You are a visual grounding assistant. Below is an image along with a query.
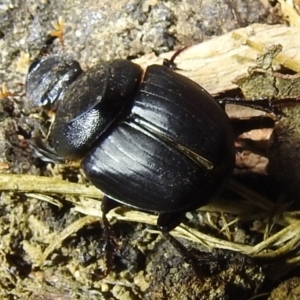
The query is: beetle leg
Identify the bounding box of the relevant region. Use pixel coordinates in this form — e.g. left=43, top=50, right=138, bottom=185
left=101, top=196, right=120, bottom=251
left=157, top=212, right=194, bottom=261
left=163, top=46, right=190, bottom=70
left=30, top=134, right=65, bottom=164
left=217, top=97, right=286, bottom=118
left=36, top=35, right=59, bottom=59
left=157, top=212, right=205, bottom=278
left=101, top=196, right=120, bottom=250
left=100, top=196, right=121, bottom=276
left=157, top=211, right=185, bottom=232
left=33, top=17, right=64, bottom=61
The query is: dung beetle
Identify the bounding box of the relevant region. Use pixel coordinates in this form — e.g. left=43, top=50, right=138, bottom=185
left=25, top=48, right=274, bottom=273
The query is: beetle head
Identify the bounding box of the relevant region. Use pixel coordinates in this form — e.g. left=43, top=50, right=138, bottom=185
left=25, top=54, right=83, bottom=108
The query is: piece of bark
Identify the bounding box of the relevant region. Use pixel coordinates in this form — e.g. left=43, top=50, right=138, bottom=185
left=134, top=24, right=300, bottom=96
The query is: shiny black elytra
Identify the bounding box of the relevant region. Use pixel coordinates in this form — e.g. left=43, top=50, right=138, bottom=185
left=25, top=52, right=236, bottom=273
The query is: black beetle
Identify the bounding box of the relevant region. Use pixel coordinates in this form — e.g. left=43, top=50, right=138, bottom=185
left=25, top=50, right=238, bottom=271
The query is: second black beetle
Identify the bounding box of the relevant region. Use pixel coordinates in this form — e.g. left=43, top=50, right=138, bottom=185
left=25, top=53, right=236, bottom=268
